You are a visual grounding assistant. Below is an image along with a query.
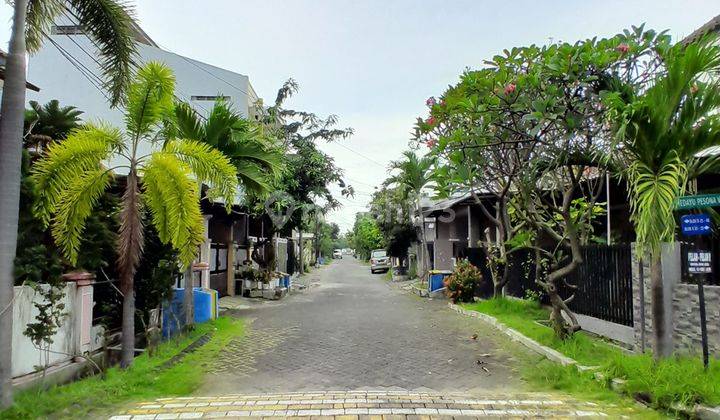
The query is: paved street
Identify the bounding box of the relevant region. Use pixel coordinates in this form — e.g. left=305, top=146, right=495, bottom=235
left=117, top=259, right=650, bottom=418
left=202, top=258, right=519, bottom=395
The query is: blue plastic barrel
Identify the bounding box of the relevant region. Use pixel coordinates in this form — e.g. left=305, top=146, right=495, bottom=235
left=429, top=272, right=451, bottom=292
left=162, top=287, right=218, bottom=338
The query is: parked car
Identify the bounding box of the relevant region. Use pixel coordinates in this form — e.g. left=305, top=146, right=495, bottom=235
left=370, top=249, right=390, bottom=273
left=333, top=249, right=343, bottom=259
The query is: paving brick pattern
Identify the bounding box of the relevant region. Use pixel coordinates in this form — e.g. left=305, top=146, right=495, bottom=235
left=113, top=259, right=646, bottom=419
left=115, top=390, right=622, bottom=419
left=200, top=259, right=519, bottom=395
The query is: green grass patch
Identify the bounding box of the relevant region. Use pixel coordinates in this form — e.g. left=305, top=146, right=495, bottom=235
left=463, top=298, right=720, bottom=410
left=605, top=352, right=720, bottom=408
left=2, top=317, right=244, bottom=419
left=520, top=358, right=664, bottom=419
left=463, top=298, right=622, bottom=366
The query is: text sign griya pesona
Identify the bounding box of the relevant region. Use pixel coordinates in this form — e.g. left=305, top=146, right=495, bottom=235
left=676, top=194, right=720, bottom=210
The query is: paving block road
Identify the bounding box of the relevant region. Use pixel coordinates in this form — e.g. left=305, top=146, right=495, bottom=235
left=117, top=258, right=653, bottom=419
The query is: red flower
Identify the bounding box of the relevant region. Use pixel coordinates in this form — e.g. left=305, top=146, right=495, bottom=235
left=426, top=116, right=436, bottom=126
left=616, top=43, right=630, bottom=54
left=426, top=96, right=437, bottom=107
left=440, top=99, right=446, bottom=107
left=426, top=138, right=437, bottom=148
left=504, top=83, right=516, bottom=95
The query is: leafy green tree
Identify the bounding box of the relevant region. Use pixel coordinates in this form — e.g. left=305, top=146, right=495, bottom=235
left=605, top=37, right=720, bottom=358
left=31, top=63, right=238, bottom=368
left=0, top=0, right=138, bottom=405
left=253, top=79, right=353, bottom=274
left=351, top=213, right=384, bottom=260
left=369, top=185, right=417, bottom=271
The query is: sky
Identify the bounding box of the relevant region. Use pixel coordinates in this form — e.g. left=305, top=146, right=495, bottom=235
left=0, top=1, right=718, bottom=233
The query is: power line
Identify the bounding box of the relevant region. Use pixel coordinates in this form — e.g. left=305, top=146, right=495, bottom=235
left=333, top=141, right=387, bottom=168
left=58, top=9, right=212, bottom=117
left=43, top=34, right=111, bottom=102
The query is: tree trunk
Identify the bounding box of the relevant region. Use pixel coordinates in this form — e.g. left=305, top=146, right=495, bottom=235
left=184, top=266, right=194, bottom=330
left=298, top=229, right=304, bottom=275
left=493, top=282, right=504, bottom=298
left=0, top=0, right=29, bottom=407
left=118, top=170, right=143, bottom=368
left=650, top=250, right=670, bottom=359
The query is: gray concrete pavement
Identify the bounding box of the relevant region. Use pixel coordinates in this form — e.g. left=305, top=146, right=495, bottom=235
left=199, top=258, right=521, bottom=395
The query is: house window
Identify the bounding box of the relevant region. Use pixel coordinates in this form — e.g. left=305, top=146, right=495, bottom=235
left=191, top=95, right=231, bottom=101
left=52, top=25, right=85, bottom=35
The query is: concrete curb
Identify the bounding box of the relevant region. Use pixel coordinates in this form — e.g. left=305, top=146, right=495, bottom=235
left=447, top=303, right=579, bottom=367
left=449, top=302, right=720, bottom=419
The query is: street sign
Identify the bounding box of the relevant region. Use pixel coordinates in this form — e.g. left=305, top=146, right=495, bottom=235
left=687, top=250, right=713, bottom=274
left=680, top=214, right=712, bottom=236
left=676, top=193, right=720, bottom=210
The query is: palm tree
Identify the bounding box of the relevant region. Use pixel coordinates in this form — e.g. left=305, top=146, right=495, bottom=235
left=0, top=0, right=137, bottom=406
left=168, top=100, right=282, bottom=314
left=31, top=62, right=238, bottom=369
left=607, top=38, right=720, bottom=358
left=169, top=100, right=283, bottom=195
left=24, top=100, right=84, bottom=151
left=387, top=151, right=435, bottom=281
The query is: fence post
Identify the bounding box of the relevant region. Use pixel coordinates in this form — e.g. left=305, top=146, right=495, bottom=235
left=62, top=271, right=95, bottom=356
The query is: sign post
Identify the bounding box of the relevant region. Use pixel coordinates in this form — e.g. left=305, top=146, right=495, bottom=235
left=681, top=212, right=712, bottom=370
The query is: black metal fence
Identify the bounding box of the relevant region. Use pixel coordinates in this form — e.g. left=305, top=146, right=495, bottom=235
left=564, top=244, right=634, bottom=327
left=464, top=244, right=634, bottom=327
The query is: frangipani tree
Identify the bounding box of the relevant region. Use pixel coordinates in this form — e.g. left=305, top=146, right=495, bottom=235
left=31, top=62, right=238, bottom=368
left=418, top=26, right=669, bottom=337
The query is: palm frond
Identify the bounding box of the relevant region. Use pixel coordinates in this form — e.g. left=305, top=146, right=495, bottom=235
left=171, top=101, right=205, bottom=142
left=162, top=139, right=238, bottom=208
left=235, top=161, right=271, bottom=195
left=30, top=123, right=123, bottom=225
left=66, top=0, right=138, bottom=106
left=628, top=154, right=687, bottom=254
left=141, top=153, right=205, bottom=267
left=25, top=0, right=64, bottom=52
left=50, top=168, right=114, bottom=264
left=125, top=61, right=175, bottom=139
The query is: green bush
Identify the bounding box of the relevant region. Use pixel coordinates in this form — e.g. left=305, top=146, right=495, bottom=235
left=444, top=260, right=483, bottom=303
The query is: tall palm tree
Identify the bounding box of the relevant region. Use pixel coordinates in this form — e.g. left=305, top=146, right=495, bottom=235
left=170, top=100, right=283, bottom=196
left=31, top=62, right=238, bottom=369
left=387, top=151, right=435, bottom=280
left=0, top=0, right=136, bottom=406
left=607, top=38, right=720, bottom=358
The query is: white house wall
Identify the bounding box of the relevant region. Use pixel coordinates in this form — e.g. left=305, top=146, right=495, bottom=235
left=26, top=26, right=256, bottom=175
